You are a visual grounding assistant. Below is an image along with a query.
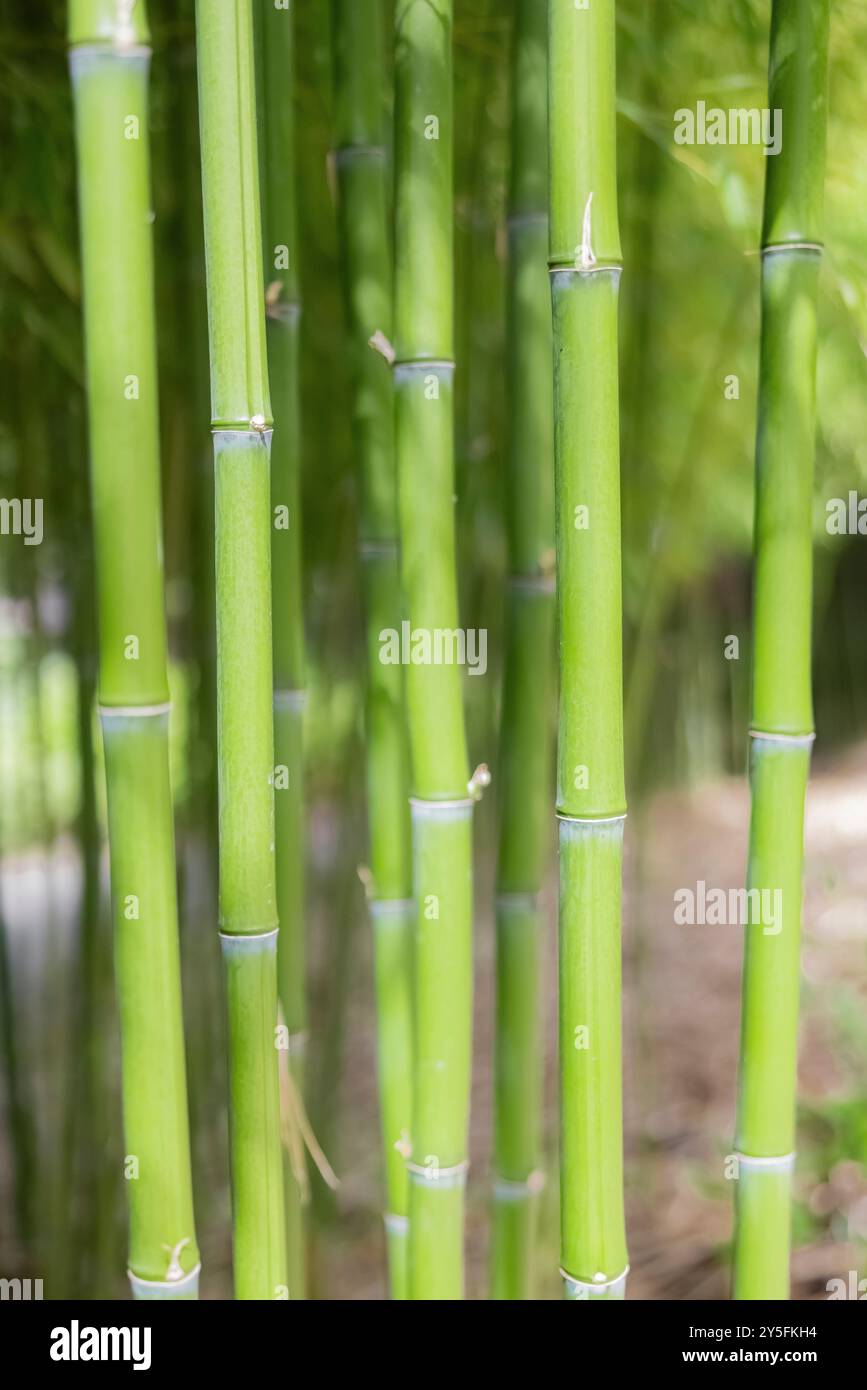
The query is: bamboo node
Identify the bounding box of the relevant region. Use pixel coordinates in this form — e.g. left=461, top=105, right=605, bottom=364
left=370, top=898, right=415, bottom=921
left=410, top=795, right=474, bottom=816
left=760, top=241, right=823, bottom=257
left=748, top=729, right=815, bottom=746
left=334, top=143, right=387, bottom=167
left=406, top=1158, right=469, bottom=1188
left=98, top=700, right=171, bottom=719
left=274, top=687, right=307, bottom=712
left=360, top=537, right=399, bottom=558
left=127, top=1262, right=201, bottom=1296
left=508, top=572, right=555, bottom=595
left=560, top=1264, right=630, bottom=1294
left=733, top=1150, right=796, bottom=1170
left=493, top=1170, right=545, bottom=1201
left=495, top=890, right=540, bottom=913
left=556, top=810, right=627, bottom=826
left=218, top=927, right=279, bottom=952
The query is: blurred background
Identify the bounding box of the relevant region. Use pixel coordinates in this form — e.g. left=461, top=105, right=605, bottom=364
left=1, top=0, right=866, bottom=1299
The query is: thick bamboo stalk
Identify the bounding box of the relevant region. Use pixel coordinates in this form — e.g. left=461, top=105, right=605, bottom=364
left=195, top=0, right=287, bottom=1300
left=491, top=0, right=553, bottom=1302
left=68, top=0, right=199, bottom=1299
left=393, top=0, right=473, bottom=1300
left=733, top=0, right=830, bottom=1301
left=548, top=0, right=628, bottom=1301
left=332, top=0, right=414, bottom=1300
left=256, top=0, right=307, bottom=1302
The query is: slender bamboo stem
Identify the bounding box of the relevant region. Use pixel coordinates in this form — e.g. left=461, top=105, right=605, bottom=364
left=548, top=0, right=628, bottom=1302
left=195, top=0, right=286, bottom=1300
left=332, top=0, right=414, bottom=1300
left=490, top=0, right=553, bottom=1302
left=68, top=0, right=199, bottom=1299
left=393, top=0, right=473, bottom=1300
left=255, top=0, right=307, bottom=1301
left=733, top=0, right=830, bottom=1301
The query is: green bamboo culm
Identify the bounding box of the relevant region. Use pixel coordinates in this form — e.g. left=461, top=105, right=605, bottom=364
left=490, top=0, right=553, bottom=1302
left=68, top=0, right=199, bottom=1299
left=332, top=0, right=414, bottom=1300
left=255, top=0, right=307, bottom=1301
left=195, top=0, right=287, bottom=1299
left=733, top=0, right=830, bottom=1301
left=548, top=0, right=628, bottom=1302
left=394, top=0, right=474, bottom=1300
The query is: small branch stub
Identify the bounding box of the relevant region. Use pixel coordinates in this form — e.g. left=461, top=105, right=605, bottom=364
left=368, top=329, right=396, bottom=365
left=468, top=763, right=491, bottom=801
left=577, top=191, right=597, bottom=270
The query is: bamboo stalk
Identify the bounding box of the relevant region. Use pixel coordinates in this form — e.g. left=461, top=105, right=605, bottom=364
left=548, top=0, right=628, bottom=1302
left=68, top=0, right=199, bottom=1299
left=733, top=0, right=830, bottom=1301
left=331, top=0, right=414, bottom=1300
left=393, top=0, right=473, bottom=1300
left=490, top=0, right=553, bottom=1302
left=255, top=0, right=307, bottom=1301
left=195, top=0, right=287, bottom=1300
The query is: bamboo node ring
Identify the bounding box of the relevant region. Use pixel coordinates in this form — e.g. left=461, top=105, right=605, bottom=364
left=127, top=1261, right=201, bottom=1296
left=495, top=890, right=540, bottom=912
left=734, top=1150, right=796, bottom=1170
left=748, top=729, right=815, bottom=745
left=560, top=1264, right=630, bottom=1293
left=556, top=811, right=627, bottom=825
left=493, top=1171, right=545, bottom=1201
left=369, top=897, right=415, bottom=919
left=98, top=701, right=171, bottom=719
left=406, top=1158, right=469, bottom=1188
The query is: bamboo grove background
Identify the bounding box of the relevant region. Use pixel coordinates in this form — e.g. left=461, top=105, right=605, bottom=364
left=1, top=0, right=867, bottom=1299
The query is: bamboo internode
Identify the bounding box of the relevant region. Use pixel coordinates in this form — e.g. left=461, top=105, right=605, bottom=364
left=195, top=0, right=286, bottom=1300
left=256, top=0, right=308, bottom=1301
left=549, top=0, right=628, bottom=1299
left=332, top=0, right=414, bottom=1300
left=491, top=0, right=554, bottom=1303
left=393, top=0, right=473, bottom=1301
left=68, top=0, right=199, bottom=1299
left=733, top=0, right=831, bottom=1300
